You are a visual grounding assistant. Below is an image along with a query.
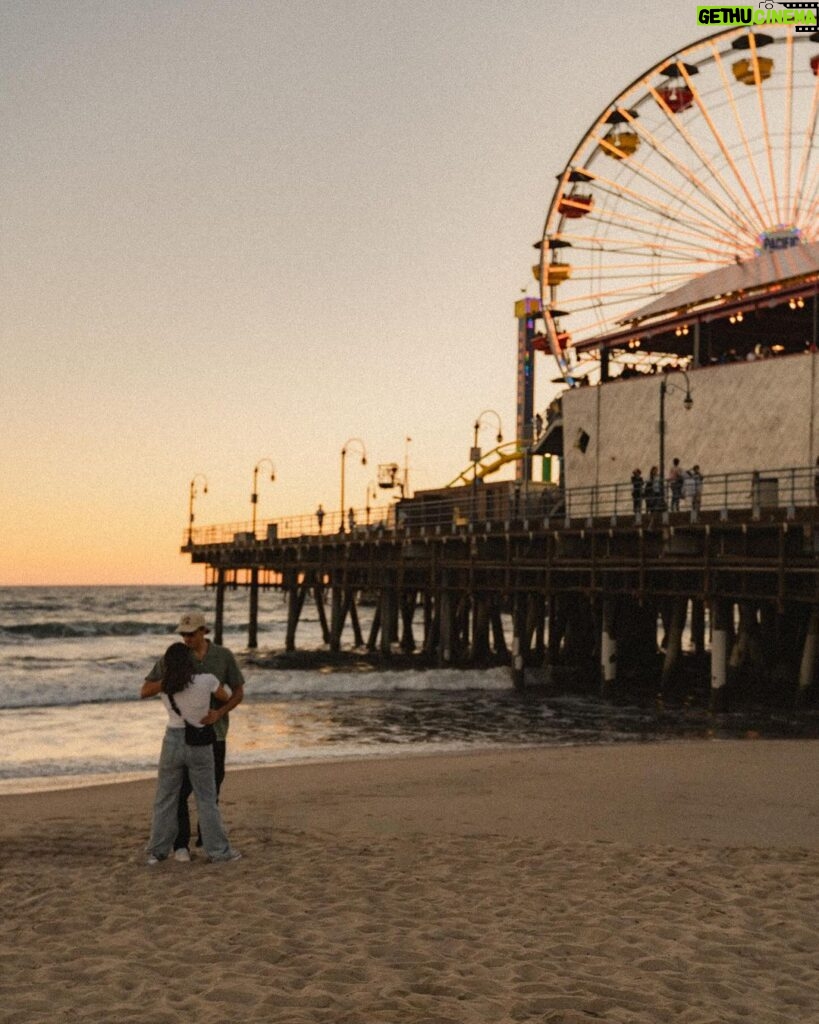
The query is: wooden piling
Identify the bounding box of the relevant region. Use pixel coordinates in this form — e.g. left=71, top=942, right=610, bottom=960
left=400, top=591, right=417, bottom=653
left=313, top=579, right=330, bottom=645
left=248, top=567, right=259, bottom=649
left=379, top=580, right=395, bottom=656
left=472, top=593, right=490, bottom=665
left=214, top=569, right=226, bottom=645
left=349, top=592, right=364, bottom=647
left=710, top=599, right=730, bottom=711
left=330, top=579, right=344, bottom=653
left=797, top=607, right=819, bottom=704
left=661, top=597, right=687, bottom=695
left=439, top=580, right=454, bottom=666
left=285, top=574, right=307, bottom=652
left=600, top=597, right=617, bottom=696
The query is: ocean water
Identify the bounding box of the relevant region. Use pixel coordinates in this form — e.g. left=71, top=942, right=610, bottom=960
left=0, top=586, right=811, bottom=794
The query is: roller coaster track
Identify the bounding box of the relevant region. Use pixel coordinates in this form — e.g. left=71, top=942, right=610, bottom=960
left=445, top=441, right=526, bottom=488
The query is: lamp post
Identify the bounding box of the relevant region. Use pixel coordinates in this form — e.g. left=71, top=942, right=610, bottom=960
left=403, top=436, right=412, bottom=498
left=659, top=372, right=693, bottom=506
left=365, top=480, right=378, bottom=526
left=251, top=458, right=276, bottom=534
left=340, top=438, right=367, bottom=532
left=471, top=410, right=503, bottom=518
left=187, top=474, right=208, bottom=545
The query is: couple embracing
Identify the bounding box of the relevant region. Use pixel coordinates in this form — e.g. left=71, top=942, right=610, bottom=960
left=141, top=612, right=243, bottom=865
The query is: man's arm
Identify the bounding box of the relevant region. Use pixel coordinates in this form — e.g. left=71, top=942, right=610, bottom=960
left=141, top=679, right=162, bottom=699
left=201, top=684, right=243, bottom=724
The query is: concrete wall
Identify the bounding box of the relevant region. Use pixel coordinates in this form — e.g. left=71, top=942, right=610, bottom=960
left=562, top=352, right=819, bottom=488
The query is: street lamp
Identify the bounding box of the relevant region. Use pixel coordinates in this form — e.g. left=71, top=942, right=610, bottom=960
left=659, top=372, right=693, bottom=506
left=365, top=480, right=379, bottom=526
left=251, top=458, right=276, bottom=534
left=187, top=474, right=208, bottom=545
left=340, top=438, right=367, bottom=532
left=403, top=436, right=412, bottom=498
left=471, top=410, right=503, bottom=516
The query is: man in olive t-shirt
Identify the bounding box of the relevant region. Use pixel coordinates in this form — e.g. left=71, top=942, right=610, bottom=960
left=144, top=611, right=244, bottom=859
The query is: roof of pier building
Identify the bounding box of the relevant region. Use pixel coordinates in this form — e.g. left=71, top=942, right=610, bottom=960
left=569, top=241, right=819, bottom=377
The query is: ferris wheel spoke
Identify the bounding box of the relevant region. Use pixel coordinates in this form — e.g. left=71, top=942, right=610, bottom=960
left=587, top=174, right=752, bottom=249
left=616, top=101, right=763, bottom=238
left=686, top=50, right=777, bottom=229
left=563, top=221, right=740, bottom=261
left=797, top=165, right=819, bottom=226
left=588, top=162, right=749, bottom=235
left=783, top=32, right=795, bottom=224
left=569, top=258, right=712, bottom=273
left=749, top=35, right=783, bottom=226
left=790, top=70, right=819, bottom=224
left=587, top=126, right=759, bottom=246
left=709, top=43, right=778, bottom=226
left=555, top=278, right=698, bottom=314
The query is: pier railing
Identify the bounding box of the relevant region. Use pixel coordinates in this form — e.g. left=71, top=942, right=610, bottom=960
left=184, top=464, right=818, bottom=547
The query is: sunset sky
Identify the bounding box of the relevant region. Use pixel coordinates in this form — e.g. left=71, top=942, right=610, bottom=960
left=2, top=1, right=698, bottom=585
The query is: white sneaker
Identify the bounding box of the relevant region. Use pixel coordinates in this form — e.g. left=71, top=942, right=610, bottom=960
left=174, top=848, right=191, bottom=863
left=146, top=854, right=161, bottom=866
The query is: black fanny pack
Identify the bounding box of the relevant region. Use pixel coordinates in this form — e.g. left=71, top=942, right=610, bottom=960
left=167, top=693, right=216, bottom=746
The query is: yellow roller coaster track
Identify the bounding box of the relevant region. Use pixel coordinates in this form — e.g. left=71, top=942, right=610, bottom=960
left=446, top=441, right=527, bottom=488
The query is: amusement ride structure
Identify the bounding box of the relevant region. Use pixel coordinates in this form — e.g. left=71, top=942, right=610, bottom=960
left=536, top=24, right=819, bottom=384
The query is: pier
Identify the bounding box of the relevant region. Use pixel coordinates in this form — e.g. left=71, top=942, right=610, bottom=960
left=184, top=464, right=819, bottom=709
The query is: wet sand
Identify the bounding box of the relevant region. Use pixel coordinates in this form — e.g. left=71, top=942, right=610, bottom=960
left=1, top=739, right=817, bottom=1023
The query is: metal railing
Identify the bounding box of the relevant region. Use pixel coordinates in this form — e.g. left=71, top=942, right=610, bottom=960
left=184, top=465, right=818, bottom=547
left=186, top=505, right=393, bottom=547
left=563, top=465, right=814, bottom=522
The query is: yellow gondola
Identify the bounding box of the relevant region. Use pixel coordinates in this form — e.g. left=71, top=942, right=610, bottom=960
left=602, top=128, right=640, bottom=160
left=732, top=56, right=773, bottom=85
left=546, top=263, right=571, bottom=286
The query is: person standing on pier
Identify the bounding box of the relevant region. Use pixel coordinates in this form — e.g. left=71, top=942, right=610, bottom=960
left=645, top=466, right=663, bottom=512
left=316, top=504, right=325, bottom=533
left=684, top=464, right=703, bottom=512
left=143, top=612, right=244, bottom=861
left=667, top=458, right=684, bottom=512
left=630, top=468, right=643, bottom=514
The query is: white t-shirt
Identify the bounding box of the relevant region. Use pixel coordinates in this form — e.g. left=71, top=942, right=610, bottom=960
left=160, top=672, right=220, bottom=729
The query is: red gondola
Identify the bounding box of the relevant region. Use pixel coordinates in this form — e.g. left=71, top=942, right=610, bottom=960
left=557, top=193, right=593, bottom=218
left=657, top=84, right=694, bottom=113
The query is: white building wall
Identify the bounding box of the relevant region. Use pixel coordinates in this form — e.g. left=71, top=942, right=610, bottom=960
left=562, top=352, right=819, bottom=488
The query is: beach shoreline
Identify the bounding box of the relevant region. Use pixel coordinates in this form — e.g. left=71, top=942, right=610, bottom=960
left=3, top=739, right=817, bottom=1023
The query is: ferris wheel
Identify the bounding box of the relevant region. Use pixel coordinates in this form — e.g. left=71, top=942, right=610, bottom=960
left=539, top=24, right=819, bottom=378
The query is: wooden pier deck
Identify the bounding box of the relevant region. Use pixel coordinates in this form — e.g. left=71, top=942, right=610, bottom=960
left=184, top=466, right=819, bottom=708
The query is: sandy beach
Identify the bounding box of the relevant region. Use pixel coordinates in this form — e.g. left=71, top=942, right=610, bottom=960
left=1, top=738, right=817, bottom=1024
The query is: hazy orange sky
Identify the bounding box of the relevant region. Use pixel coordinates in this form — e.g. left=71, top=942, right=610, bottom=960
left=2, top=1, right=700, bottom=585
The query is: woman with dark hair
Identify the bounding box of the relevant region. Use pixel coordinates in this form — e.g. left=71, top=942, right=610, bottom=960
left=141, top=642, right=240, bottom=865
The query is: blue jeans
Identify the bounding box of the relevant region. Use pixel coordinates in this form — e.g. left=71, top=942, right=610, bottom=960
left=147, top=729, right=235, bottom=862
left=176, top=740, right=226, bottom=850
